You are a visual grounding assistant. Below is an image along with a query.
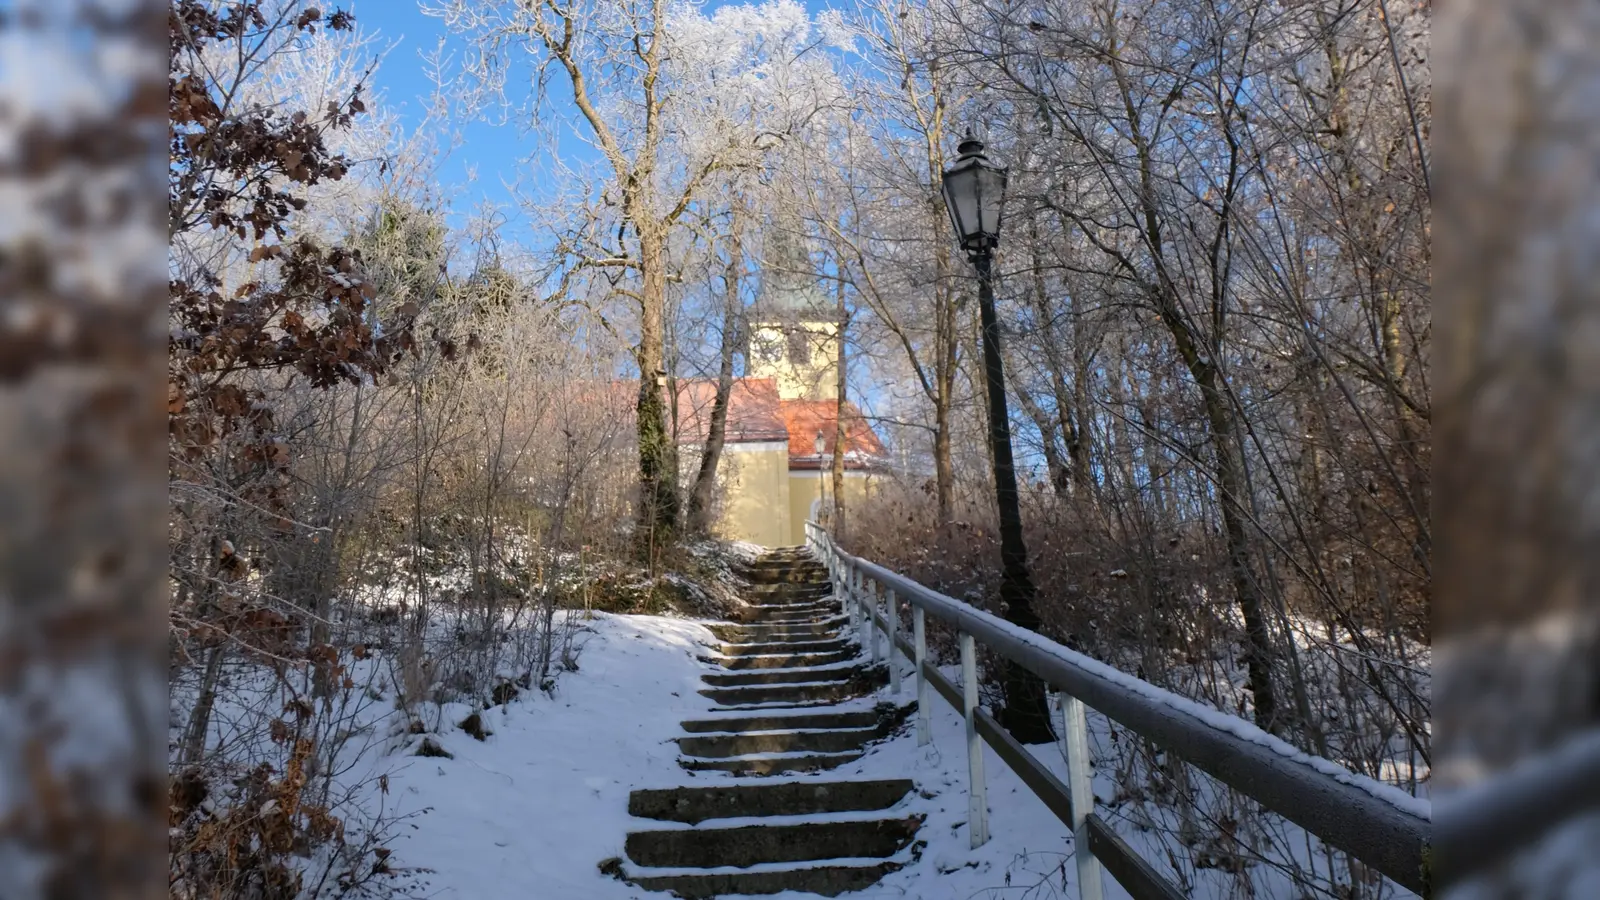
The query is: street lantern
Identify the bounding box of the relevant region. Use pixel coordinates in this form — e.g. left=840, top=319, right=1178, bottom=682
left=940, top=131, right=1008, bottom=258
left=938, top=127, right=1055, bottom=751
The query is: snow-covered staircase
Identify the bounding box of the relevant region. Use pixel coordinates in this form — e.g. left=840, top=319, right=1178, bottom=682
left=612, top=547, right=924, bottom=897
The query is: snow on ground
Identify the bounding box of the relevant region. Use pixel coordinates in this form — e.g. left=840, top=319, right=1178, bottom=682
left=381, top=613, right=723, bottom=899
left=377, top=610, right=1415, bottom=900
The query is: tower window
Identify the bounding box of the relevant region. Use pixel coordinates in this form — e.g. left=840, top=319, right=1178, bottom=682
left=787, top=328, right=811, bottom=366
left=751, top=330, right=782, bottom=366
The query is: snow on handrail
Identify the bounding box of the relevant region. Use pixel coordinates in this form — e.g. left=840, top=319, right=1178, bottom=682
left=1433, top=727, right=1600, bottom=889
left=808, top=523, right=1431, bottom=896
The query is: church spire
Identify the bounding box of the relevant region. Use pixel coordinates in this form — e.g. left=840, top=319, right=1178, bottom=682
left=754, top=212, right=830, bottom=323
left=745, top=211, right=840, bottom=402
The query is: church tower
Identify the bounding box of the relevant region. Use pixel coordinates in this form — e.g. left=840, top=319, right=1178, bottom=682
left=747, top=219, right=838, bottom=401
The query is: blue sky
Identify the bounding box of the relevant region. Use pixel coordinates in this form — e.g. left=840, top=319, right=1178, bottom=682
left=351, top=1, right=536, bottom=233
left=351, top=0, right=840, bottom=236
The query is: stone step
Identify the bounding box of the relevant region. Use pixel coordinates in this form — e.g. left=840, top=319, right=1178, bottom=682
left=718, top=638, right=853, bottom=656
left=701, top=665, right=858, bottom=688
left=708, top=632, right=846, bottom=651
left=746, top=585, right=832, bottom=604
left=739, top=568, right=829, bottom=586
left=704, top=650, right=853, bottom=670
left=680, top=750, right=864, bottom=775
left=677, top=724, right=885, bottom=757
left=700, top=679, right=870, bottom=707
left=741, top=553, right=822, bottom=566
left=744, top=597, right=834, bottom=613
left=628, top=778, right=915, bottom=824
left=625, top=815, right=923, bottom=869
left=732, top=602, right=844, bottom=624
left=710, top=700, right=848, bottom=713
left=713, top=617, right=846, bottom=636
left=742, top=595, right=832, bottom=608
left=601, top=550, right=918, bottom=900
left=679, top=709, right=884, bottom=733
left=621, top=858, right=906, bottom=899
left=747, top=597, right=838, bottom=613
left=741, top=606, right=841, bottom=625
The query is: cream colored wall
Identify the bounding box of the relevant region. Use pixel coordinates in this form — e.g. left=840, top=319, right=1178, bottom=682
left=713, top=442, right=793, bottom=547
left=786, top=469, right=877, bottom=546
left=748, top=321, right=839, bottom=401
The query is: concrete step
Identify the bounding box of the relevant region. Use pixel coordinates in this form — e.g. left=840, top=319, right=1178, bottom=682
left=746, top=599, right=839, bottom=616
left=760, top=589, right=834, bottom=601
left=759, top=608, right=840, bottom=622
left=718, top=638, right=853, bottom=656
left=741, top=592, right=837, bottom=608
left=629, top=778, right=915, bottom=824
left=700, top=668, right=885, bottom=706
left=704, top=649, right=854, bottom=670
left=680, top=750, right=864, bottom=775
left=677, top=724, right=886, bottom=757
left=701, top=665, right=858, bottom=688
left=738, top=567, right=829, bottom=586
left=600, top=549, right=919, bottom=900
left=700, top=679, right=870, bottom=707
left=741, top=608, right=840, bottom=626
left=732, top=605, right=844, bottom=627
left=679, top=708, right=885, bottom=733
left=746, top=584, right=832, bottom=604
left=710, top=700, right=851, bottom=713
left=709, top=621, right=829, bottom=639
left=621, top=858, right=907, bottom=899
left=625, top=815, right=923, bottom=869
left=710, top=618, right=847, bottom=640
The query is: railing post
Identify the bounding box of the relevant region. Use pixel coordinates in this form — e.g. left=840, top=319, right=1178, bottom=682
left=1061, top=693, right=1104, bottom=900
left=828, top=541, right=841, bottom=612
left=873, top=581, right=885, bottom=664
left=852, top=566, right=865, bottom=638
left=865, top=580, right=880, bottom=666
left=841, top=558, right=855, bottom=630
left=960, top=631, right=989, bottom=848
left=886, top=589, right=900, bottom=695
left=914, top=605, right=929, bottom=746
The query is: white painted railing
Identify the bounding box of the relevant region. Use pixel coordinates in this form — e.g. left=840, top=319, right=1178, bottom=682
left=804, top=521, right=1432, bottom=899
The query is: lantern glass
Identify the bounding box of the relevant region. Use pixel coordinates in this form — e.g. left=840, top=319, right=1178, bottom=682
left=939, top=134, right=1008, bottom=254
left=941, top=162, right=981, bottom=246
left=975, top=165, right=1007, bottom=241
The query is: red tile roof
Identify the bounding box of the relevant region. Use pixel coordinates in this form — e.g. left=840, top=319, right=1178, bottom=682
left=779, top=398, right=887, bottom=469
left=600, top=378, right=888, bottom=469
left=673, top=378, right=789, bottom=444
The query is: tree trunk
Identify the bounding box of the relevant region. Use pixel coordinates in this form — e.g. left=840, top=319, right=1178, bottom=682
left=181, top=643, right=226, bottom=767
left=1069, top=317, right=1096, bottom=499
left=634, top=228, right=680, bottom=563
left=1016, top=388, right=1071, bottom=497
left=1205, top=385, right=1281, bottom=731
left=974, top=252, right=1054, bottom=744
left=1153, top=284, right=1281, bottom=731
left=830, top=267, right=849, bottom=540
left=933, top=402, right=954, bottom=525
left=686, top=228, right=742, bottom=536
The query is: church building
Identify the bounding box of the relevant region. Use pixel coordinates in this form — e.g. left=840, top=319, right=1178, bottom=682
left=672, top=226, right=888, bottom=547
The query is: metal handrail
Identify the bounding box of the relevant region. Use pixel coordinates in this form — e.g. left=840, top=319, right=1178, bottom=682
left=804, top=522, right=1432, bottom=898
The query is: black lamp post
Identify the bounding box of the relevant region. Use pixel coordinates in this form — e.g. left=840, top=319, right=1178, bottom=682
left=941, top=132, right=1054, bottom=744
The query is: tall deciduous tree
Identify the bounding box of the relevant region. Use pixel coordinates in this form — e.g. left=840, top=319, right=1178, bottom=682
left=434, top=0, right=841, bottom=560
